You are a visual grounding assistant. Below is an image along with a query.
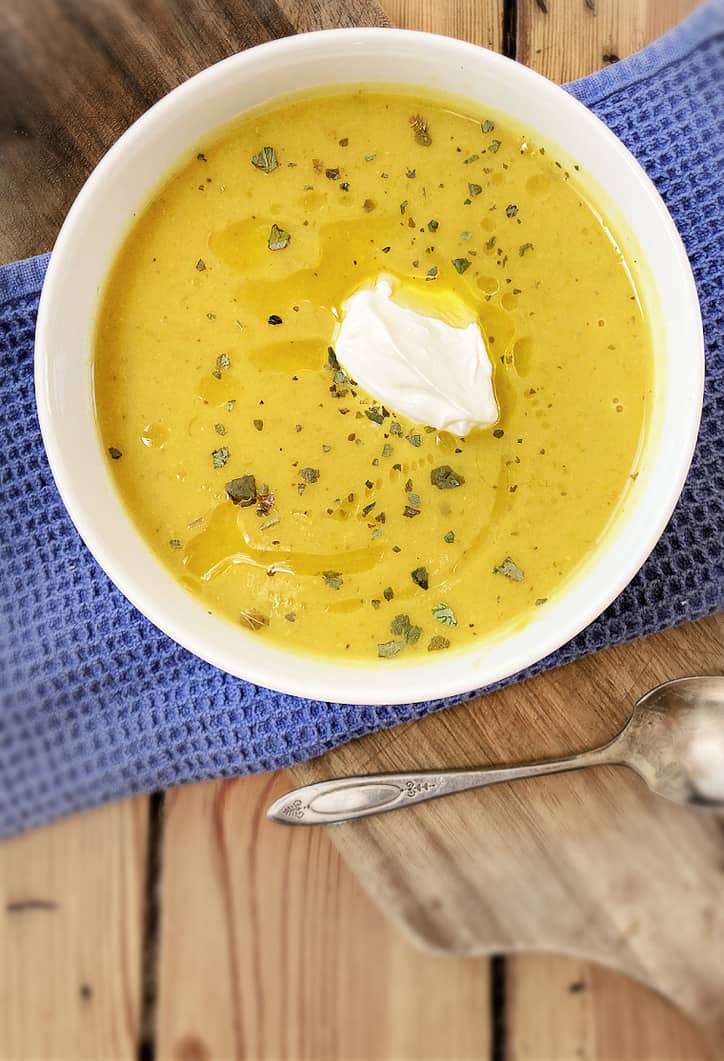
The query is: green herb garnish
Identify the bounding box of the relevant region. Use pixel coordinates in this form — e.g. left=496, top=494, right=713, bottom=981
left=239, top=609, right=269, bottom=631
left=452, top=257, right=471, bottom=274
left=411, top=566, right=429, bottom=590
left=535, top=597, right=548, bottom=606
left=428, top=635, right=450, bottom=651
left=493, top=556, right=525, bottom=581
left=366, top=407, right=385, bottom=425
left=506, top=204, right=518, bottom=217
left=481, top=120, right=495, bottom=133
left=378, top=641, right=405, bottom=658
left=390, top=422, right=403, bottom=436
left=383, top=586, right=394, bottom=601
left=225, top=474, right=256, bottom=505
left=432, top=603, right=457, bottom=627
left=325, top=167, right=340, bottom=180
left=390, top=614, right=422, bottom=644
left=406, top=433, right=422, bottom=447
left=410, top=114, right=432, bottom=146
left=214, top=423, right=226, bottom=435
left=431, top=465, right=465, bottom=489
left=268, top=224, right=290, bottom=251
left=322, top=571, right=343, bottom=590
left=426, top=266, right=438, bottom=281
left=253, top=419, right=263, bottom=431
left=468, top=183, right=482, bottom=197
left=251, top=146, right=278, bottom=173
left=428, top=219, right=439, bottom=232
left=300, top=467, right=320, bottom=484
left=489, top=140, right=501, bottom=153
left=212, top=446, right=231, bottom=469
left=196, top=259, right=206, bottom=271
left=519, top=242, right=534, bottom=256
left=403, top=505, right=421, bottom=518
left=444, top=530, right=455, bottom=543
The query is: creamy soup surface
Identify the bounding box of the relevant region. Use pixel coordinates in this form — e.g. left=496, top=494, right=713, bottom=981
left=94, top=86, right=652, bottom=661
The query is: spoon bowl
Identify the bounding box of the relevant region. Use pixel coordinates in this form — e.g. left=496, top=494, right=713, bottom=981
left=620, top=676, right=724, bottom=807
left=267, top=676, right=724, bottom=825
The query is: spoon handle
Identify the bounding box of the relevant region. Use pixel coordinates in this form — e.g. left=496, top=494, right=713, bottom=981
left=267, top=748, right=613, bottom=825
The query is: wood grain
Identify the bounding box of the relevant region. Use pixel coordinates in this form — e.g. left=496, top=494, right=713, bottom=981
left=382, top=0, right=501, bottom=47
left=0, top=0, right=387, bottom=263
left=294, top=613, right=723, bottom=1053
left=507, top=954, right=710, bottom=1061
left=507, top=6, right=716, bottom=1058
left=0, top=798, right=147, bottom=1061
left=517, top=0, right=699, bottom=83
left=157, top=772, right=491, bottom=1061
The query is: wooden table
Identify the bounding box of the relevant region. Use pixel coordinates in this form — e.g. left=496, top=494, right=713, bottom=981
left=1, top=2, right=717, bottom=1059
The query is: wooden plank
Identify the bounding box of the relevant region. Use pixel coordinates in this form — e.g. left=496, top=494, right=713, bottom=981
left=0, top=0, right=387, bottom=263
left=382, top=0, right=502, bottom=48
left=518, top=0, right=699, bottom=83
left=506, top=954, right=710, bottom=1061
left=506, top=5, right=711, bottom=1059
left=156, top=772, right=491, bottom=1061
left=293, top=612, right=724, bottom=1051
left=0, top=798, right=148, bottom=1061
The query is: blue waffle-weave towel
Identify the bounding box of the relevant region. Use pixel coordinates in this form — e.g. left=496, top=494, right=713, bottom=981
left=1, top=3, right=722, bottom=835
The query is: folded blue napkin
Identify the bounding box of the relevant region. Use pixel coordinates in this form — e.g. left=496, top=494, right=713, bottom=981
left=1, top=2, right=722, bottom=835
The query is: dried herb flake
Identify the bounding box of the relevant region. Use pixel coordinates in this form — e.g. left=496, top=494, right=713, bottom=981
left=452, top=257, right=471, bottom=274
left=378, top=640, right=405, bottom=658
left=493, top=556, right=525, bottom=581
left=431, top=465, right=465, bottom=489
left=251, top=146, right=279, bottom=173
left=268, top=223, right=291, bottom=251
left=212, top=446, right=231, bottom=469
left=225, top=474, right=256, bottom=505
left=410, top=113, right=432, bottom=146
left=411, top=566, right=429, bottom=590
left=432, top=603, right=457, bottom=627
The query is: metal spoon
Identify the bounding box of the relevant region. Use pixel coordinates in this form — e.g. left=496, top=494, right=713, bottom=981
left=267, top=676, right=724, bottom=826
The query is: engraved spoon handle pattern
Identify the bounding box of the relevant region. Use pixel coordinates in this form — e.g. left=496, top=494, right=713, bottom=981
left=267, top=747, right=613, bottom=826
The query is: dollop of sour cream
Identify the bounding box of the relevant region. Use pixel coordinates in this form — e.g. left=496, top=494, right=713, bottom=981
left=334, top=276, right=497, bottom=436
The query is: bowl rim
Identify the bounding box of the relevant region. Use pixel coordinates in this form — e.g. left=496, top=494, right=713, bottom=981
left=34, top=27, right=704, bottom=706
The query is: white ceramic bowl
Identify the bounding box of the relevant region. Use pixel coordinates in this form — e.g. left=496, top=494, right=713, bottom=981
left=35, top=29, right=703, bottom=706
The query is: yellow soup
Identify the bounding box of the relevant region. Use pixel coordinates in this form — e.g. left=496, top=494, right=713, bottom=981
left=94, top=86, right=652, bottom=661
